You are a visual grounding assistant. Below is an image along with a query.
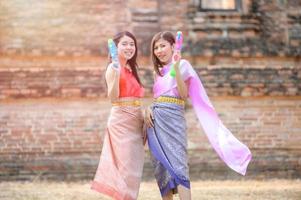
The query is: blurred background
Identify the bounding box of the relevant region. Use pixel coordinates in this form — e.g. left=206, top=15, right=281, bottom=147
left=0, top=0, right=300, bottom=183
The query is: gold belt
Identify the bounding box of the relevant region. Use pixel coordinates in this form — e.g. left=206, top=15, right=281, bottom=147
left=155, top=96, right=185, bottom=106
left=112, top=100, right=141, bottom=107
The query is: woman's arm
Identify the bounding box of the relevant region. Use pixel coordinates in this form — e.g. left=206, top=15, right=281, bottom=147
left=105, top=65, right=120, bottom=102
left=174, top=60, right=188, bottom=100
left=143, top=70, right=157, bottom=128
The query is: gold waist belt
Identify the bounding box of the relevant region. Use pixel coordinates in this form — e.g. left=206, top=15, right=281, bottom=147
left=155, top=96, right=185, bottom=106
left=112, top=100, right=141, bottom=107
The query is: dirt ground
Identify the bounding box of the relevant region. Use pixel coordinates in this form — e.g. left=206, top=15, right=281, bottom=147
left=0, top=179, right=300, bottom=200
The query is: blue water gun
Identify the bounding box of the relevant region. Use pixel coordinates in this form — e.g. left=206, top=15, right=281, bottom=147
left=108, top=39, right=119, bottom=69
left=170, top=31, right=183, bottom=77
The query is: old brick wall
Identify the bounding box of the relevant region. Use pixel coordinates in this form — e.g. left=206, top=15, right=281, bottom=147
left=1, top=0, right=301, bottom=100
left=1, top=57, right=300, bottom=99
left=0, top=57, right=107, bottom=99
left=0, top=0, right=300, bottom=180
left=0, top=0, right=159, bottom=57
left=1, top=97, right=300, bottom=180
left=0, top=0, right=130, bottom=56
left=1, top=0, right=301, bottom=57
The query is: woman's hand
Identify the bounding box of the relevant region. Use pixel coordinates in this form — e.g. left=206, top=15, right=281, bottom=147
left=144, top=106, right=154, bottom=128
left=173, top=52, right=188, bottom=100
left=173, top=51, right=181, bottom=74
left=173, top=50, right=182, bottom=64
left=142, top=124, right=147, bottom=145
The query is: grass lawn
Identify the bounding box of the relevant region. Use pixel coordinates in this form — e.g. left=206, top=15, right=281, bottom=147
left=0, top=179, right=300, bottom=200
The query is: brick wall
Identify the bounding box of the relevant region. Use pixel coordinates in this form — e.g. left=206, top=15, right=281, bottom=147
left=1, top=0, right=301, bottom=100
left=1, top=97, right=300, bottom=180
left=186, top=0, right=301, bottom=56
left=0, top=56, right=300, bottom=99
left=0, top=57, right=107, bottom=99
left=0, top=0, right=160, bottom=56
left=0, top=0, right=131, bottom=56
left=1, top=0, right=300, bottom=57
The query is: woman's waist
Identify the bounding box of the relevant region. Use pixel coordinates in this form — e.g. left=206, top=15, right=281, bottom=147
left=112, top=97, right=142, bottom=107
left=154, top=96, right=185, bottom=106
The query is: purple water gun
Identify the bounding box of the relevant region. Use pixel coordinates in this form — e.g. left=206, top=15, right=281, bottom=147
left=108, top=39, right=119, bottom=69
left=170, top=31, right=183, bottom=77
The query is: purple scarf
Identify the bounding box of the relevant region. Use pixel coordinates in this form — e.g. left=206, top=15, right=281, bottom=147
left=153, top=59, right=252, bottom=175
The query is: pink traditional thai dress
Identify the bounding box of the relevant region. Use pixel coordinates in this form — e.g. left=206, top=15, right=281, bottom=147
left=91, top=66, right=144, bottom=200
left=147, top=59, right=252, bottom=196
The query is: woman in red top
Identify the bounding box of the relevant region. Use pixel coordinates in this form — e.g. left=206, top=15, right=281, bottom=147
left=91, top=31, right=145, bottom=200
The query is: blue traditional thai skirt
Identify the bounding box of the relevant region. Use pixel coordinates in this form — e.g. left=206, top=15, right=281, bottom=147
left=147, top=97, right=190, bottom=196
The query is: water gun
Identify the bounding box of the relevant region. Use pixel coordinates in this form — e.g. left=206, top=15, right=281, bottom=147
left=107, top=39, right=119, bottom=69
left=170, top=31, right=183, bottom=77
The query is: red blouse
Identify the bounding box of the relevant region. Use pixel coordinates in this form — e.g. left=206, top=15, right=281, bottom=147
left=119, top=67, right=144, bottom=98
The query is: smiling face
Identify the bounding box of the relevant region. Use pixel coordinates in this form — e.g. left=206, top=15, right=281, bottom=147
left=117, top=35, right=136, bottom=61
left=153, top=38, right=174, bottom=65
left=151, top=32, right=176, bottom=76
left=111, top=31, right=141, bottom=84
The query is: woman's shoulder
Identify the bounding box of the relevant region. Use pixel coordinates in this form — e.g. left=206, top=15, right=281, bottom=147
left=180, top=59, right=192, bottom=66
left=179, top=59, right=193, bottom=70
left=179, top=59, right=197, bottom=79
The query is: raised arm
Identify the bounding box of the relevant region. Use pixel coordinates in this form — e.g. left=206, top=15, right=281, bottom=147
left=174, top=60, right=188, bottom=100
left=105, top=65, right=120, bottom=102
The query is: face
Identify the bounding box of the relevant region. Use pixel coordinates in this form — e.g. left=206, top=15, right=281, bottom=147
left=154, top=38, right=174, bottom=64
left=117, top=35, right=136, bottom=60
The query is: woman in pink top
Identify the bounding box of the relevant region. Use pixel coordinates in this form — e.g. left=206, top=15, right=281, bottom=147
left=91, top=31, right=145, bottom=200
left=145, top=31, right=251, bottom=200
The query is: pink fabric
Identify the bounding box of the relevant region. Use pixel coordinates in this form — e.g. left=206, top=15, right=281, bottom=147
left=153, top=59, right=252, bottom=175
left=91, top=106, right=144, bottom=200
left=160, top=86, right=180, bottom=98
left=155, top=62, right=181, bottom=97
